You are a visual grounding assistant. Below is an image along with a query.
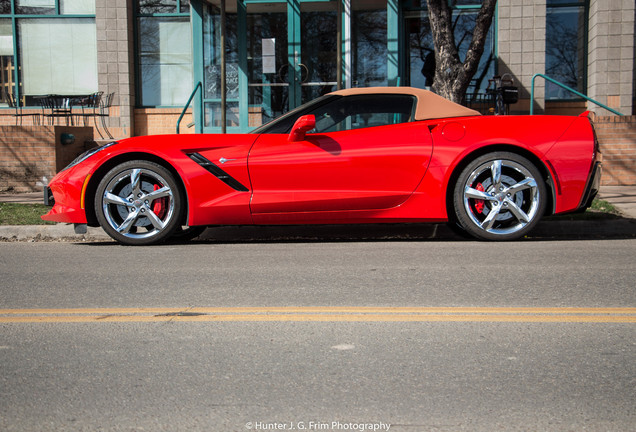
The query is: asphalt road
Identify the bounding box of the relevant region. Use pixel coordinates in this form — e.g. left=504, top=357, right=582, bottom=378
left=1, top=239, right=635, bottom=431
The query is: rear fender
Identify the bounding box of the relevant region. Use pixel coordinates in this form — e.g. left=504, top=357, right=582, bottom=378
left=544, top=116, right=596, bottom=213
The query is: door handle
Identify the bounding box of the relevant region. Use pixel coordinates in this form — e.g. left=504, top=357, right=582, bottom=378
left=298, top=63, right=309, bottom=83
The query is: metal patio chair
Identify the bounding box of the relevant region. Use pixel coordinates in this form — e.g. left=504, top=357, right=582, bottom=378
left=96, top=92, right=115, bottom=139
left=4, top=90, right=40, bottom=125
left=41, top=95, right=74, bottom=125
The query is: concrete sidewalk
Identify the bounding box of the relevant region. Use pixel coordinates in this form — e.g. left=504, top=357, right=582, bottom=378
left=0, top=191, right=43, bottom=205
left=598, top=186, right=636, bottom=219
left=1, top=186, right=635, bottom=242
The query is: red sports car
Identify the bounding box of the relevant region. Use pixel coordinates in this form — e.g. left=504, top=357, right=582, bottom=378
left=42, top=87, right=601, bottom=245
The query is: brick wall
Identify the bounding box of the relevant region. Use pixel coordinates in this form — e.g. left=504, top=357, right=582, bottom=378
left=0, top=109, right=42, bottom=126
left=587, top=0, right=635, bottom=116
left=592, top=115, right=636, bottom=185
left=0, top=126, right=93, bottom=192
left=95, top=0, right=135, bottom=138
left=498, top=1, right=547, bottom=114
left=134, top=108, right=195, bottom=136
left=0, top=108, right=111, bottom=139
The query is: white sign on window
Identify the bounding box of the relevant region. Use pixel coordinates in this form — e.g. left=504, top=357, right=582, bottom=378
left=18, top=0, right=55, bottom=7
left=262, top=38, right=276, bottom=74
left=0, top=36, right=13, bottom=56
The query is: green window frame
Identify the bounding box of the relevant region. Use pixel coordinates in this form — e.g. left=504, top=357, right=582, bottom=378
left=545, top=0, right=588, bottom=100
left=134, top=0, right=193, bottom=108
left=0, top=0, right=96, bottom=107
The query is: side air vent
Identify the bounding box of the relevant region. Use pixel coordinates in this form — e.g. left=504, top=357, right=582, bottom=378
left=186, top=152, right=249, bottom=192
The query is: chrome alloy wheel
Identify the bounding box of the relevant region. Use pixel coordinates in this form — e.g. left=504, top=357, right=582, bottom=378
left=462, top=158, right=541, bottom=236
left=100, top=167, right=176, bottom=241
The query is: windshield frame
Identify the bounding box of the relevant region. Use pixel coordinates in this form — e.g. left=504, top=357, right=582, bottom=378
left=250, top=94, right=340, bottom=134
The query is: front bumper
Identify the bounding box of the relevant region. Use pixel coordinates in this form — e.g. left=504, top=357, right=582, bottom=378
left=41, top=164, right=91, bottom=224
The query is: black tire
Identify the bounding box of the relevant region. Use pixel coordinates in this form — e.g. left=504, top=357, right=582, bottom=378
left=452, top=152, right=547, bottom=241
left=95, top=160, right=183, bottom=245
left=445, top=221, right=472, bottom=239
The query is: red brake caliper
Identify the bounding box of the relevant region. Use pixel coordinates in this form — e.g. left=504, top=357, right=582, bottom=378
left=151, top=184, right=166, bottom=219
left=474, top=183, right=485, bottom=214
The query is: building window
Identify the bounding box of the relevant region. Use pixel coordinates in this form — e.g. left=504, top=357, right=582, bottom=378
left=16, top=0, right=56, bottom=15
left=0, top=0, right=97, bottom=107
left=352, top=1, right=388, bottom=87
left=16, top=0, right=95, bottom=15
left=135, top=0, right=192, bottom=107
left=0, top=19, right=14, bottom=103
left=545, top=0, right=587, bottom=100
left=203, top=3, right=239, bottom=128
left=61, top=0, right=95, bottom=15
left=18, top=18, right=97, bottom=104
left=138, top=0, right=190, bottom=14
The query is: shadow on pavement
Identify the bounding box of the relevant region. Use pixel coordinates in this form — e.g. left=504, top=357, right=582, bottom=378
left=81, top=214, right=636, bottom=246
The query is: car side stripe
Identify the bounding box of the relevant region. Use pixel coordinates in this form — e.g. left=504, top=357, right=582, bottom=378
left=186, top=152, right=249, bottom=192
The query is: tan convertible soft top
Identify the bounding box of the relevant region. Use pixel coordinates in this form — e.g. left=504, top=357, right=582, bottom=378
left=329, top=87, right=481, bottom=121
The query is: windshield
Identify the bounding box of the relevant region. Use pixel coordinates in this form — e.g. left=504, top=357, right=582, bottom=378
left=251, top=94, right=339, bottom=134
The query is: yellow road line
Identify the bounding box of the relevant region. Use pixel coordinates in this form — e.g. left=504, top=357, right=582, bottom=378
left=0, top=307, right=635, bottom=323
left=1, top=314, right=634, bottom=323
left=2, top=306, right=636, bottom=314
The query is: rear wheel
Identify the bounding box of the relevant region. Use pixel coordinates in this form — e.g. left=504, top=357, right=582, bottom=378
left=452, top=152, right=547, bottom=241
left=95, top=160, right=183, bottom=245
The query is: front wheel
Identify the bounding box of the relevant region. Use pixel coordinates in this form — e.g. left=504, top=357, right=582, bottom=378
left=95, top=160, right=184, bottom=245
left=452, top=152, right=547, bottom=241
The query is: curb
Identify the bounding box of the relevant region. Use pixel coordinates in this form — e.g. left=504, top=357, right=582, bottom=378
left=0, top=224, right=110, bottom=242
left=1, top=219, right=635, bottom=242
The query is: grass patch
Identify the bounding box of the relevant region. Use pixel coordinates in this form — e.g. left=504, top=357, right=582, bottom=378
left=0, top=203, right=56, bottom=225
left=589, top=198, right=621, bottom=215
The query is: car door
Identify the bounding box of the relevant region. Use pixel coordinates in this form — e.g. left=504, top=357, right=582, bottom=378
left=248, top=94, right=434, bottom=215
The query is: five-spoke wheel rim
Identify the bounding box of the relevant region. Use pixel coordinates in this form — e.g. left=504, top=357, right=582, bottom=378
left=101, top=168, right=175, bottom=240
left=462, top=159, right=540, bottom=236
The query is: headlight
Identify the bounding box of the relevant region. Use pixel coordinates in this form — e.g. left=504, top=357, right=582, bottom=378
left=64, top=141, right=118, bottom=171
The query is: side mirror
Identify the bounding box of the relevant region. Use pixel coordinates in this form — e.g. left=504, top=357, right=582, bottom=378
left=288, top=115, right=316, bottom=142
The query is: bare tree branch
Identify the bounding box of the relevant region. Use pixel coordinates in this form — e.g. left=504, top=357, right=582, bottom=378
left=427, top=0, right=497, bottom=103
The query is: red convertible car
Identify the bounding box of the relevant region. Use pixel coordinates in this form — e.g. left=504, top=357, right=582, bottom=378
left=42, top=87, right=601, bottom=245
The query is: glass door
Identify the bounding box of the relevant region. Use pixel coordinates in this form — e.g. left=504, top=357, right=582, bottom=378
left=202, top=2, right=241, bottom=131
left=246, top=0, right=338, bottom=128
left=298, top=1, right=339, bottom=105
left=246, top=2, right=289, bottom=127
left=197, top=0, right=339, bottom=132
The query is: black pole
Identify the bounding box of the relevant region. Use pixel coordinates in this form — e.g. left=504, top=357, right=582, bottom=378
left=220, top=0, right=227, bottom=133
left=337, top=0, right=342, bottom=90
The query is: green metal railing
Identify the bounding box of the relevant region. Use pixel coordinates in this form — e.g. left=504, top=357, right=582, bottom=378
left=176, top=81, right=202, bottom=134
left=530, top=73, right=623, bottom=116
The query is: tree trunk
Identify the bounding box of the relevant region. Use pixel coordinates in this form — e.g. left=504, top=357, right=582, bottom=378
left=427, top=0, right=497, bottom=104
